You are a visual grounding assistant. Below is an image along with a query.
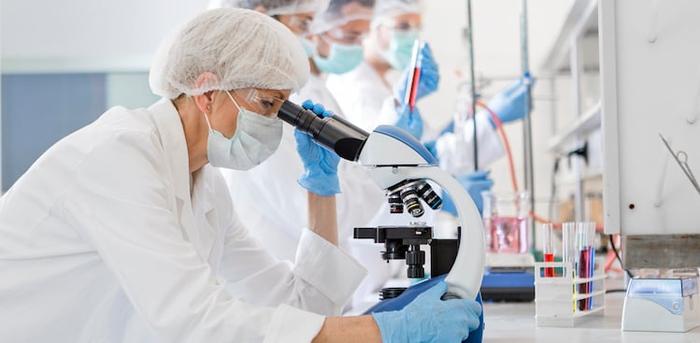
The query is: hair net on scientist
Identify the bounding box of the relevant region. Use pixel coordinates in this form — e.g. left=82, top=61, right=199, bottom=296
left=210, top=0, right=327, bottom=16
left=149, top=8, right=310, bottom=100
left=309, top=0, right=374, bottom=34
left=372, top=0, right=420, bottom=18
left=210, top=0, right=330, bottom=37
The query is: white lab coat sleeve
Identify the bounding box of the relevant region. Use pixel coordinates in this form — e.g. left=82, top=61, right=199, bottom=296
left=220, top=207, right=367, bottom=316
left=61, top=132, right=322, bottom=343
left=435, top=111, right=505, bottom=175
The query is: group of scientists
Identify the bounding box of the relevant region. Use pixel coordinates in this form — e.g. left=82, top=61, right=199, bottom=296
left=0, top=0, right=531, bottom=341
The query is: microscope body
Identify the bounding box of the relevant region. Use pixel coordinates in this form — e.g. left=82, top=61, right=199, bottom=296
left=356, top=125, right=486, bottom=301
left=278, top=101, right=485, bottom=342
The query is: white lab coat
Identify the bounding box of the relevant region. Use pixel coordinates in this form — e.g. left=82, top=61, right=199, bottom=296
left=0, top=99, right=366, bottom=343
left=326, top=61, right=505, bottom=175
left=223, top=74, right=416, bottom=312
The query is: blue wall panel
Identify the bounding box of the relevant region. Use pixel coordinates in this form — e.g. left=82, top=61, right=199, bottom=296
left=1, top=73, right=107, bottom=191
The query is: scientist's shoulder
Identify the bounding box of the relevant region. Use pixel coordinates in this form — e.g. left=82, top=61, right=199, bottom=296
left=84, top=104, right=162, bottom=141
left=57, top=101, right=176, bottom=159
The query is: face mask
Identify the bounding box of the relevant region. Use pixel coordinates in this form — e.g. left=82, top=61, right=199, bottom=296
left=203, top=91, right=283, bottom=170
left=300, top=37, right=317, bottom=57
left=312, top=41, right=364, bottom=74
left=380, top=30, right=419, bottom=71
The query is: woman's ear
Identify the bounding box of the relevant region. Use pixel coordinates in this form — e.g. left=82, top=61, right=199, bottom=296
left=192, top=72, right=219, bottom=114
left=193, top=91, right=215, bottom=115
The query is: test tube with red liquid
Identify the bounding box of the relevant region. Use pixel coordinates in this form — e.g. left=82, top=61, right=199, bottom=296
left=404, top=40, right=423, bottom=111
left=541, top=223, right=555, bottom=277
left=576, top=222, right=596, bottom=311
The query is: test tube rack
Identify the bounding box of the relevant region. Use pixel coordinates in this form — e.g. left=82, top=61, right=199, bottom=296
left=534, top=261, right=606, bottom=327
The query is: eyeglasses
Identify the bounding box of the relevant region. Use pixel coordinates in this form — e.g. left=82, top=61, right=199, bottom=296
left=286, top=15, right=314, bottom=36
left=376, top=17, right=422, bottom=33
left=231, top=89, right=287, bottom=118
left=390, top=22, right=422, bottom=32
left=323, top=27, right=368, bottom=45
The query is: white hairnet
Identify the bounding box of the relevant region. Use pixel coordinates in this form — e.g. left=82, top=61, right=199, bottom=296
left=310, top=0, right=375, bottom=34
left=209, top=0, right=328, bottom=16
left=149, top=8, right=309, bottom=99
left=373, top=0, right=421, bottom=23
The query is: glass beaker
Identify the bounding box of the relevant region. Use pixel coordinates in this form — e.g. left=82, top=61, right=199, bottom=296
left=481, top=191, right=531, bottom=254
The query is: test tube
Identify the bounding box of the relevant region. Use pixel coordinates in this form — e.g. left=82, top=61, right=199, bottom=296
left=540, top=223, right=555, bottom=277
left=405, top=40, right=422, bottom=111
left=585, top=222, right=597, bottom=310
left=562, top=222, right=576, bottom=276
left=576, top=222, right=589, bottom=311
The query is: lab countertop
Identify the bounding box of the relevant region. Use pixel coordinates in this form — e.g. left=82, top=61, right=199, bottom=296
left=482, top=292, right=700, bottom=343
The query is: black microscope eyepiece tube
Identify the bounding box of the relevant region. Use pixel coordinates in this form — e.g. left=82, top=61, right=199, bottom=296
left=277, top=100, right=370, bottom=161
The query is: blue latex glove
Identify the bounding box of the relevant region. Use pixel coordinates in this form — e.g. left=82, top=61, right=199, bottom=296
left=486, top=73, right=534, bottom=125
left=442, top=170, right=494, bottom=216
left=372, top=280, right=482, bottom=343
left=367, top=275, right=485, bottom=343
left=394, top=43, right=440, bottom=104
left=295, top=100, right=341, bottom=196
left=394, top=106, right=424, bottom=140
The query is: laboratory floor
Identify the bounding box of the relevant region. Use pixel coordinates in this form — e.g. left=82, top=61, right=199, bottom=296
left=482, top=292, right=700, bottom=343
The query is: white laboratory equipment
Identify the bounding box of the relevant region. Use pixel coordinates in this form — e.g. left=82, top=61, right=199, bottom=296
left=600, top=0, right=700, bottom=333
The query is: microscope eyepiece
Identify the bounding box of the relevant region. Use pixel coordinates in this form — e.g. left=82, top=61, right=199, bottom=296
left=277, top=100, right=369, bottom=161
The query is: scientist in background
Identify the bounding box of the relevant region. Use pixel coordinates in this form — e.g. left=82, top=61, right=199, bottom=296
left=0, top=8, right=480, bottom=342
left=218, top=0, right=402, bottom=312
left=209, top=0, right=319, bottom=36
left=326, top=0, right=532, bottom=212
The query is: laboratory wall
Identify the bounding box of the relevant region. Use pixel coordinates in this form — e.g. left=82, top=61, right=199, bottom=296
left=1, top=74, right=106, bottom=190
left=0, top=0, right=207, bottom=191
left=0, top=73, right=159, bottom=191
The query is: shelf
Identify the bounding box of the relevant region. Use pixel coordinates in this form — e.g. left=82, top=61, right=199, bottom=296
left=540, top=0, right=599, bottom=74
left=548, top=103, right=601, bottom=153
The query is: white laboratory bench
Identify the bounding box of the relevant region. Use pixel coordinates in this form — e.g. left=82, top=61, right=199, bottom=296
left=482, top=291, right=700, bottom=343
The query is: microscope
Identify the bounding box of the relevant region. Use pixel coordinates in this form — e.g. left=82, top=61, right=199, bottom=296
left=278, top=101, right=485, bottom=343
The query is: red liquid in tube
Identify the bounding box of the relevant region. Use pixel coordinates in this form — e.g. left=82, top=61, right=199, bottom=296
left=544, top=253, right=555, bottom=277
left=408, top=66, right=420, bottom=110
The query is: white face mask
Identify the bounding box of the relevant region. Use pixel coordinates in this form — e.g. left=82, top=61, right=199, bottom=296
left=203, top=91, right=283, bottom=170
